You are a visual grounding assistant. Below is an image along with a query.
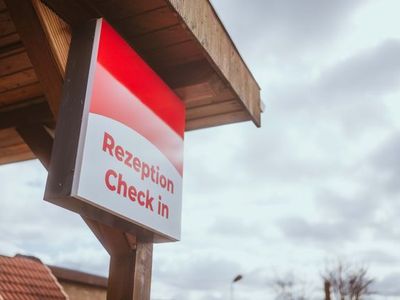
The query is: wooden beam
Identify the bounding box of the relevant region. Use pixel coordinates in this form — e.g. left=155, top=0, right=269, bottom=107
left=0, top=68, right=37, bottom=92
left=0, top=50, right=32, bottom=77
left=5, top=0, right=64, bottom=117
left=85, top=219, right=153, bottom=300
left=0, top=100, right=53, bottom=130
left=0, top=128, right=34, bottom=164
left=157, top=59, right=214, bottom=89
left=186, top=110, right=250, bottom=131
left=32, top=0, right=71, bottom=77
left=167, top=0, right=261, bottom=126
left=186, top=99, right=242, bottom=120
left=0, top=82, right=43, bottom=107
left=41, top=0, right=98, bottom=28
left=0, top=10, right=16, bottom=37
left=16, top=124, right=53, bottom=167
left=17, top=117, right=153, bottom=300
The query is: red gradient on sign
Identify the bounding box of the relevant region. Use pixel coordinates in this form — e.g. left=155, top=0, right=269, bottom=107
left=90, top=63, right=183, bottom=175
left=96, top=20, right=185, bottom=138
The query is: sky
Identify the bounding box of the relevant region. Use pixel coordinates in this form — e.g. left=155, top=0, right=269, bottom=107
left=1, top=0, right=400, bottom=299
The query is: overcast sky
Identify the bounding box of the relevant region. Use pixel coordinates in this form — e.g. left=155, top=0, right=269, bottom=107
left=1, top=1, right=400, bottom=299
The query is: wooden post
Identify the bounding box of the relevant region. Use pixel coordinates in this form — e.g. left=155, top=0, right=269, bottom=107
left=17, top=123, right=154, bottom=300
left=8, top=2, right=154, bottom=298
left=85, top=219, right=153, bottom=300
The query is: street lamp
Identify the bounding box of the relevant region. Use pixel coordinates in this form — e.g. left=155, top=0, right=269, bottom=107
left=230, top=274, right=243, bottom=300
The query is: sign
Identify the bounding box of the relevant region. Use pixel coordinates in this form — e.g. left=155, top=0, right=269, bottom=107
left=45, top=19, right=185, bottom=241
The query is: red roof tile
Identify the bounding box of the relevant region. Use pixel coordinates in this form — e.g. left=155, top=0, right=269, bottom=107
left=0, top=255, right=68, bottom=300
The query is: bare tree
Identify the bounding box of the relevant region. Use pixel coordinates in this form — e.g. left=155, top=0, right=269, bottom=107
left=272, top=273, right=309, bottom=300
left=322, top=261, right=374, bottom=300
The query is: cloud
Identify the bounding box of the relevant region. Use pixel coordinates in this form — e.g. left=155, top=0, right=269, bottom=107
left=208, top=216, right=259, bottom=238
left=275, top=40, right=400, bottom=135
left=0, top=160, right=109, bottom=275
left=277, top=216, right=359, bottom=245
left=211, top=0, right=366, bottom=58
left=359, top=250, right=398, bottom=266
left=315, top=189, right=378, bottom=224
left=370, top=132, right=400, bottom=193
left=317, top=39, right=400, bottom=98
left=374, top=273, right=400, bottom=296
left=154, top=255, right=242, bottom=291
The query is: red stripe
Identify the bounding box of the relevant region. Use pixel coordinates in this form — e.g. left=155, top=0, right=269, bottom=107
left=96, top=19, right=185, bottom=138
left=90, top=63, right=183, bottom=176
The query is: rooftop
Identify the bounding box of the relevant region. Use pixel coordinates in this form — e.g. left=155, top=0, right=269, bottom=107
left=0, top=255, right=68, bottom=300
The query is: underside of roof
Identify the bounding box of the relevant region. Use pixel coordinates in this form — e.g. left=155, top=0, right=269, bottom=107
left=0, top=0, right=261, bottom=165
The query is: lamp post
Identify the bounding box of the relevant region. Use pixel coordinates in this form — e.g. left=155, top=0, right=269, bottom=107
left=230, top=274, right=243, bottom=300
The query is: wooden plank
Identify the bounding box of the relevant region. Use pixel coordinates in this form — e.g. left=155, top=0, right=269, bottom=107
left=186, top=110, right=251, bottom=131
left=0, top=50, right=32, bottom=76
left=144, top=39, right=203, bottom=69
left=34, top=0, right=260, bottom=130
left=0, top=101, right=53, bottom=130
left=157, top=59, right=214, bottom=89
left=0, top=0, right=6, bottom=12
left=132, top=242, right=153, bottom=300
left=16, top=125, right=53, bottom=167
left=86, top=219, right=153, bottom=300
left=0, top=127, right=24, bottom=147
left=32, top=0, right=71, bottom=77
left=186, top=99, right=243, bottom=120
left=5, top=0, right=64, bottom=117
left=132, top=24, right=192, bottom=52
left=0, top=142, right=34, bottom=164
left=0, top=41, right=23, bottom=59
left=0, top=68, right=38, bottom=92
left=115, top=6, right=180, bottom=38
left=41, top=0, right=98, bottom=27
left=0, top=11, right=15, bottom=36
left=91, top=0, right=166, bottom=21
left=0, top=33, right=20, bottom=49
left=183, top=87, right=235, bottom=108
left=0, top=128, right=34, bottom=164
left=168, top=0, right=261, bottom=126
left=0, top=82, right=43, bottom=107
left=108, top=254, right=137, bottom=300
left=175, top=82, right=215, bottom=103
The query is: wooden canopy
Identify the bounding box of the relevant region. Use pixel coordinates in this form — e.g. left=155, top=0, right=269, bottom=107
left=0, top=0, right=261, bottom=165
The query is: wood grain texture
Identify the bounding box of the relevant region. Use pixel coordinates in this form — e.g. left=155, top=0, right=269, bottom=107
left=41, top=0, right=98, bottom=27
left=5, top=0, right=63, bottom=117
left=91, top=0, right=166, bottom=21
left=32, top=0, right=71, bottom=77
left=0, top=50, right=32, bottom=76
left=0, top=82, right=43, bottom=107
left=16, top=124, right=53, bottom=167
left=0, top=128, right=34, bottom=164
left=0, top=33, right=20, bottom=49
left=167, top=0, right=261, bottom=126
left=0, top=10, right=16, bottom=36
left=0, top=100, right=53, bottom=129
left=33, top=0, right=260, bottom=130
left=0, top=0, right=6, bottom=11
left=186, top=110, right=251, bottom=131
left=85, top=219, right=153, bottom=300
left=0, top=68, right=38, bottom=92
